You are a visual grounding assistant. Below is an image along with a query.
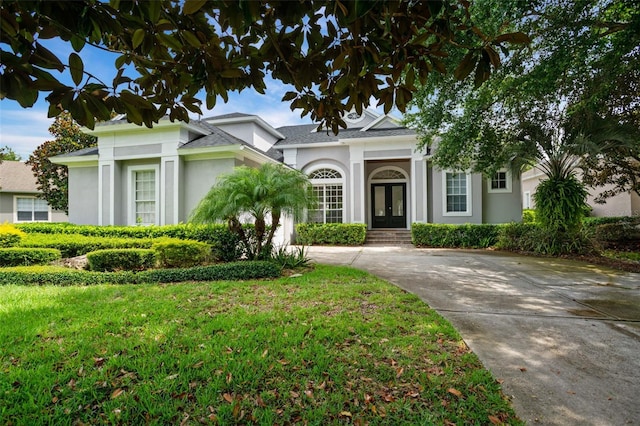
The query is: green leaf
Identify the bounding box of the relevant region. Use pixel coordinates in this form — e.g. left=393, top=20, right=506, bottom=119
left=183, top=0, right=207, bottom=15
left=132, top=28, right=145, bottom=49
left=33, top=42, right=64, bottom=71
left=69, top=53, right=84, bottom=86
left=181, top=31, right=202, bottom=48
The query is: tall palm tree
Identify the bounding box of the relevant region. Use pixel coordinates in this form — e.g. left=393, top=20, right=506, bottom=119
left=190, top=163, right=315, bottom=260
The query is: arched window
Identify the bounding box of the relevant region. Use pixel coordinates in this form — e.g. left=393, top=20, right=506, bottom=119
left=372, top=169, right=405, bottom=180
left=308, top=168, right=343, bottom=223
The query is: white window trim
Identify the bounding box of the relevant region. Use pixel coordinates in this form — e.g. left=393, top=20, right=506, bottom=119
left=13, top=195, right=51, bottom=223
left=487, top=168, right=512, bottom=193
left=127, top=164, right=160, bottom=226
left=523, top=191, right=531, bottom=209
left=442, top=171, right=472, bottom=217
left=305, top=164, right=346, bottom=224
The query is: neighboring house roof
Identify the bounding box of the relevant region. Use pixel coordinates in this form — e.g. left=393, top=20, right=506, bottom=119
left=0, top=161, right=38, bottom=193
left=274, top=124, right=417, bottom=146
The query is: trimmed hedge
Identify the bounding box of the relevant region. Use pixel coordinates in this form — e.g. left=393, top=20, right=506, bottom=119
left=16, top=223, right=243, bottom=262
left=0, top=223, right=25, bottom=248
left=412, top=223, right=501, bottom=248
left=0, top=261, right=281, bottom=286
left=153, top=240, right=211, bottom=268
left=0, top=248, right=61, bottom=267
left=19, top=233, right=159, bottom=257
left=87, top=249, right=157, bottom=272
left=295, top=223, right=367, bottom=245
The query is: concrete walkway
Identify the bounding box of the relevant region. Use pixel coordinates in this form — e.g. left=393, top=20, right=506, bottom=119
left=306, top=246, right=640, bottom=425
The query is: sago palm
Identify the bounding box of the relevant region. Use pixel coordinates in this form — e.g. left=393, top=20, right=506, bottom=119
left=190, top=163, right=315, bottom=260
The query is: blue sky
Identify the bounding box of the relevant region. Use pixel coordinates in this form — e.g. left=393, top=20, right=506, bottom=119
left=0, top=38, right=319, bottom=160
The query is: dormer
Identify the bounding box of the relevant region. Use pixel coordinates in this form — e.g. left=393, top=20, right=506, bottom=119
left=202, top=113, right=285, bottom=152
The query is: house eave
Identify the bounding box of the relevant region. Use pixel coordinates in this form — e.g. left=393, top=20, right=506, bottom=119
left=206, top=115, right=286, bottom=140
left=49, top=155, right=99, bottom=167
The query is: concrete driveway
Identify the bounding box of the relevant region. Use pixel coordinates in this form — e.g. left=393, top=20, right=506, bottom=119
left=306, top=246, right=640, bottom=425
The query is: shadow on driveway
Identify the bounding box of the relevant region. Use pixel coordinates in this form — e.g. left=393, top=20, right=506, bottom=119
left=307, top=246, right=640, bottom=426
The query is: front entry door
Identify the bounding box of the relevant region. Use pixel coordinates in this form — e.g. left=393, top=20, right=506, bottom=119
left=371, top=183, right=406, bottom=228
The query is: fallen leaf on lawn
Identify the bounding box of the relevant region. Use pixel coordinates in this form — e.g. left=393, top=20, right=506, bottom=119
left=51, top=396, right=59, bottom=404
left=406, top=391, right=420, bottom=398
left=447, top=388, right=462, bottom=398
left=192, top=361, right=204, bottom=369
left=111, top=388, right=124, bottom=399
left=488, top=415, right=502, bottom=424
left=396, top=367, right=404, bottom=378
left=290, top=391, right=300, bottom=398
left=304, top=390, right=314, bottom=399
left=317, top=381, right=326, bottom=390
left=93, top=357, right=105, bottom=367
left=226, top=372, right=232, bottom=384
left=340, top=411, right=352, bottom=418
left=256, top=395, right=266, bottom=407
left=68, top=379, right=76, bottom=389
left=261, top=349, right=268, bottom=358
left=364, top=394, right=373, bottom=404
left=166, top=374, right=179, bottom=380
left=383, top=394, right=395, bottom=402
left=223, top=393, right=234, bottom=403
left=112, top=408, right=121, bottom=417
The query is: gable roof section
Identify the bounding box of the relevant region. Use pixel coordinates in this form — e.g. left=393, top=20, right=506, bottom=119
left=0, top=161, right=38, bottom=193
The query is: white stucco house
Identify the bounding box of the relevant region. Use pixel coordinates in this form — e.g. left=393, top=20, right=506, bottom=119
left=51, top=110, right=522, bottom=242
left=0, top=160, right=68, bottom=223
left=522, top=168, right=640, bottom=217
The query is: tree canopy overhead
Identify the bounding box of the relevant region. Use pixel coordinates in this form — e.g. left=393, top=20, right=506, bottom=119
left=1, top=0, right=528, bottom=132
left=405, top=0, right=640, bottom=199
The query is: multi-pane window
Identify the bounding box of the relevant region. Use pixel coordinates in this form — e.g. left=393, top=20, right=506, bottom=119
left=16, top=197, right=49, bottom=222
left=488, top=169, right=511, bottom=193
left=134, top=170, right=156, bottom=225
left=491, top=171, right=507, bottom=190
left=308, top=168, right=343, bottom=224
left=445, top=172, right=468, bottom=213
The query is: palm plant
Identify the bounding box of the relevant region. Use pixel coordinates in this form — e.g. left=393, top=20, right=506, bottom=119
left=190, top=163, right=315, bottom=260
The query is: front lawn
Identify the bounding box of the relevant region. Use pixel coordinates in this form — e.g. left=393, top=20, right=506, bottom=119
left=0, top=265, right=520, bottom=425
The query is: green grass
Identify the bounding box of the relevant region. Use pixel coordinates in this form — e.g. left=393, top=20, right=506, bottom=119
left=603, top=250, right=640, bottom=262
left=1, top=265, right=521, bottom=425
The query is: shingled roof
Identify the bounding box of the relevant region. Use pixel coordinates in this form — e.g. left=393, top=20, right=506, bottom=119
left=0, top=161, right=38, bottom=193
left=274, top=124, right=416, bottom=146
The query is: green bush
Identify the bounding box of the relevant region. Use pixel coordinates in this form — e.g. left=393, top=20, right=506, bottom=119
left=534, top=175, right=589, bottom=234
left=152, top=240, right=212, bottom=268
left=497, top=222, right=596, bottom=255
left=16, top=223, right=243, bottom=262
left=0, top=248, right=61, bottom=267
left=412, top=223, right=501, bottom=248
left=0, top=261, right=281, bottom=286
left=270, top=245, right=310, bottom=268
left=0, top=223, right=25, bottom=247
left=522, top=209, right=537, bottom=224
left=19, top=233, right=157, bottom=257
left=87, top=249, right=157, bottom=272
left=295, top=223, right=366, bottom=245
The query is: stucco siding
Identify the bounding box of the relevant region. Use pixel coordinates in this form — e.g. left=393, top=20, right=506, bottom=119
left=182, top=158, right=236, bottom=220
left=69, top=166, right=99, bottom=224
left=114, top=144, right=162, bottom=157
left=431, top=169, right=483, bottom=224
left=0, top=193, right=14, bottom=222
left=483, top=173, right=523, bottom=223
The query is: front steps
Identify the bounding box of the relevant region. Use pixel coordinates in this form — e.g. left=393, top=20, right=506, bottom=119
left=365, top=229, right=413, bottom=246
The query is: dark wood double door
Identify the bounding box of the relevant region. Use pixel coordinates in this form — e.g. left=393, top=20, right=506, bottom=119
left=371, top=183, right=406, bottom=228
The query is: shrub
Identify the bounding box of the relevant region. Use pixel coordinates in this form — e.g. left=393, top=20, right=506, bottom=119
left=412, top=223, right=500, bottom=248
left=497, top=222, right=596, bottom=255
left=87, top=249, right=157, bottom=272
left=16, top=223, right=243, bottom=262
left=0, top=248, right=61, bottom=266
left=270, top=245, right=310, bottom=268
left=19, top=233, right=157, bottom=257
left=153, top=240, right=212, bottom=268
left=522, top=209, right=537, bottom=224
left=295, top=223, right=366, bottom=245
left=0, top=261, right=281, bottom=286
left=534, top=175, right=589, bottom=234
left=0, top=223, right=26, bottom=247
